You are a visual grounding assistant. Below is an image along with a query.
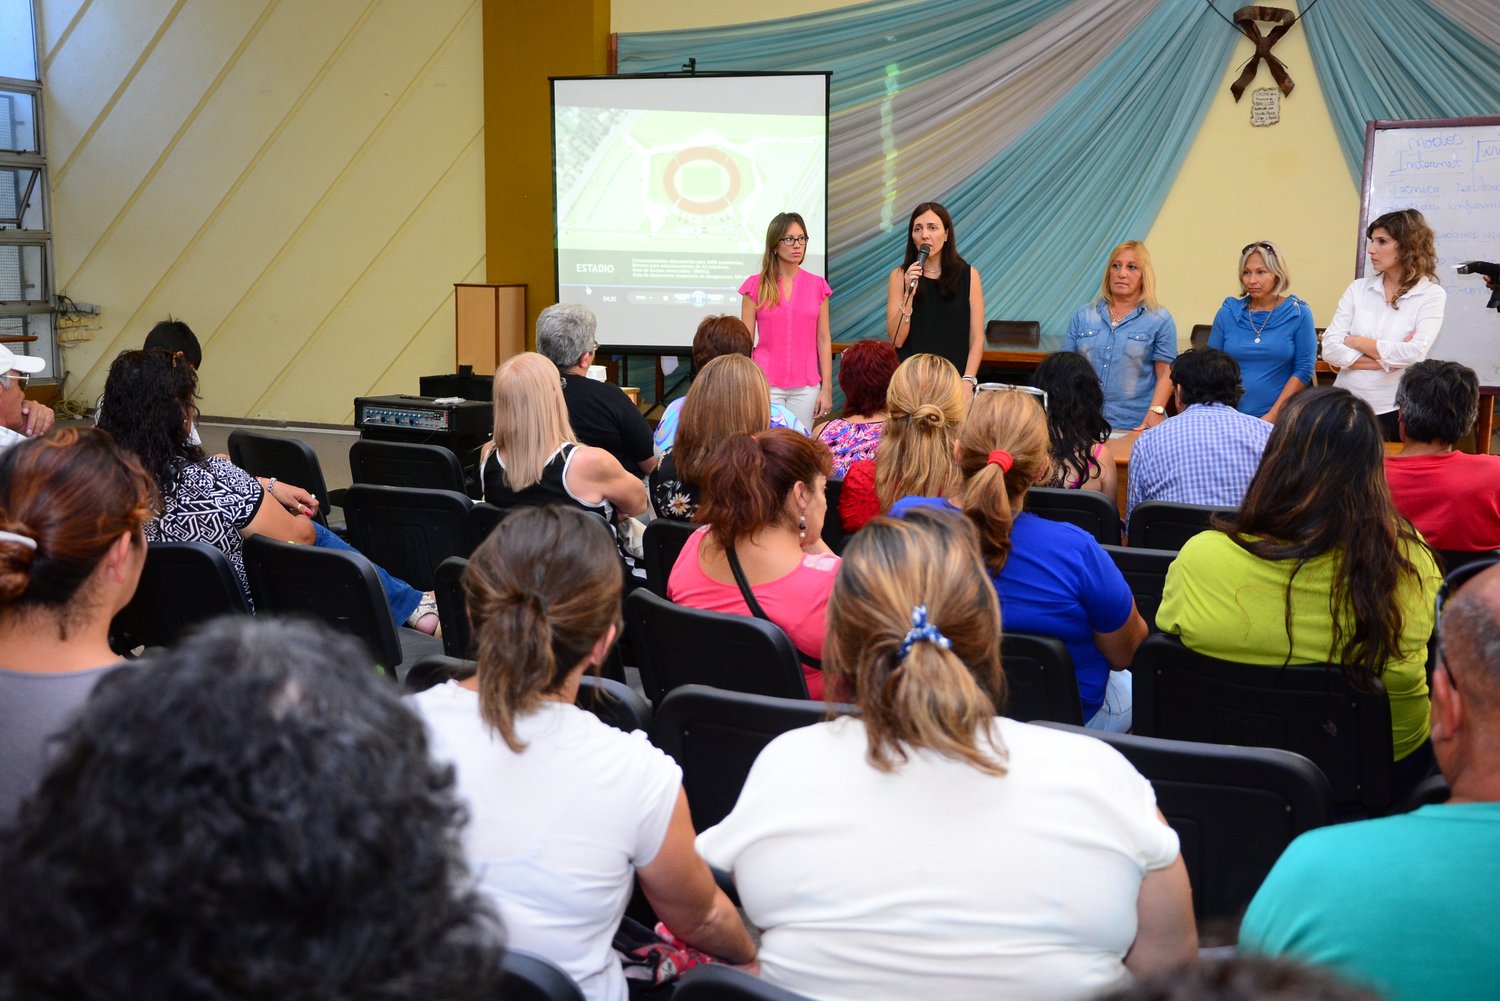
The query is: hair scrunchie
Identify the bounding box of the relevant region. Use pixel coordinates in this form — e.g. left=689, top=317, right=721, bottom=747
left=0, top=530, right=37, bottom=551
left=897, top=603, right=951, bottom=660
left=987, top=450, right=1014, bottom=473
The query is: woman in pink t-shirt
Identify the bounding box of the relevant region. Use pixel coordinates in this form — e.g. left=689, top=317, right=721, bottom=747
left=740, top=212, right=833, bottom=431
left=667, top=428, right=837, bottom=699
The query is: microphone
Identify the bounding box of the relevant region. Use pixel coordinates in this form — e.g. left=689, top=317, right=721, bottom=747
left=908, top=244, right=931, bottom=290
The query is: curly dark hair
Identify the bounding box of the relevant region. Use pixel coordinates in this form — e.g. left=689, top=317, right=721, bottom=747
left=0, top=616, right=505, bottom=1001
left=96, top=348, right=204, bottom=497
left=1033, top=351, right=1111, bottom=488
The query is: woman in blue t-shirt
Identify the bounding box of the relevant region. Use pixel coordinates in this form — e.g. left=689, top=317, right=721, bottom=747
left=1208, top=241, right=1316, bottom=422
left=893, top=387, right=1146, bottom=729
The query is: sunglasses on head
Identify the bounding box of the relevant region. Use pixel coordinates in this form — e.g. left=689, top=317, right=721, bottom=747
left=976, top=382, right=1048, bottom=411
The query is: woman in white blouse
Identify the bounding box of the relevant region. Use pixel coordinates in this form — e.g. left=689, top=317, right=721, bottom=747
left=1320, top=208, right=1446, bottom=441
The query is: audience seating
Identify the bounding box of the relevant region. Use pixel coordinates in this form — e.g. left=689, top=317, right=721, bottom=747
left=1101, top=544, right=1176, bottom=631
left=821, top=477, right=850, bottom=553
left=109, top=541, right=250, bottom=654
left=1036, top=722, right=1333, bottom=924
left=999, top=632, right=1084, bottom=725
left=499, top=950, right=586, bottom=1001
left=643, top=517, right=698, bottom=597
left=242, top=535, right=441, bottom=676
left=348, top=438, right=468, bottom=495
left=1126, top=500, right=1233, bottom=550
left=403, top=654, right=650, bottom=733
left=466, top=501, right=508, bottom=552
left=433, top=555, right=471, bottom=659
left=1436, top=548, right=1500, bottom=575
left=676, top=964, right=817, bottom=1001
left=653, top=685, right=848, bottom=830
left=1026, top=487, right=1122, bottom=546
left=403, top=652, right=473, bottom=693
left=227, top=429, right=336, bottom=530
left=1133, top=633, right=1393, bottom=815
left=1189, top=323, right=1211, bottom=349
left=340, top=483, right=473, bottom=591
left=625, top=589, right=808, bottom=703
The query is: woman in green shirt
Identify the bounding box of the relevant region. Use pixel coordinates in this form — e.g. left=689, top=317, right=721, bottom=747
left=1158, top=387, right=1440, bottom=791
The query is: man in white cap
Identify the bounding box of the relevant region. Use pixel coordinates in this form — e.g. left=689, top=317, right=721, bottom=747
left=0, top=344, right=54, bottom=452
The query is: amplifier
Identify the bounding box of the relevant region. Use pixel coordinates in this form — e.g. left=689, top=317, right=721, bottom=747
left=353, top=395, right=492, bottom=437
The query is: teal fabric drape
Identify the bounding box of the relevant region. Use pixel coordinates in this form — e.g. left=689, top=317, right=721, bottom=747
left=617, top=0, right=1239, bottom=345
left=1303, top=0, right=1500, bottom=180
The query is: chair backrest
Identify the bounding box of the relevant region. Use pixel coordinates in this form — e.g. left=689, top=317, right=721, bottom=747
left=1035, top=721, right=1333, bottom=923
left=999, top=632, right=1083, bottom=725
left=499, top=950, right=585, bottom=1001
left=821, top=476, right=849, bottom=553
left=984, top=319, right=1041, bottom=348
left=1133, top=633, right=1393, bottom=814
left=433, top=555, right=471, bottom=659
left=466, top=501, right=508, bottom=553
left=1126, top=500, right=1234, bottom=550
left=653, top=685, right=842, bottom=831
left=340, top=483, right=473, bottom=591
left=577, top=675, right=653, bottom=733
left=227, top=430, right=332, bottom=526
left=1025, top=487, right=1121, bottom=546
left=676, top=964, right=818, bottom=1001
left=1190, top=323, right=1212, bottom=349
left=348, top=438, right=467, bottom=494
left=110, top=541, right=251, bottom=653
left=642, top=518, right=699, bottom=598
left=624, top=589, right=808, bottom=703
left=1101, top=544, right=1176, bottom=632
left=1436, top=548, right=1500, bottom=576
left=241, top=535, right=404, bottom=671
left=403, top=653, right=475, bottom=693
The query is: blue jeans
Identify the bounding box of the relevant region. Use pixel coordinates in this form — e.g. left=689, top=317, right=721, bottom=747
left=312, top=523, right=424, bottom=625
left=1085, top=670, right=1133, bottom=733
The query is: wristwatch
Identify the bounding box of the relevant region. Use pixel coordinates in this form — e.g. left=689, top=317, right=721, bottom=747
left=1148, top=405, right=1166, bottom=416
left=961, top=375, right=978, bottom=387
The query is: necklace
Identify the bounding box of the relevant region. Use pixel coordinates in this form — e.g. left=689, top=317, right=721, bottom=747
left=1247, top=297, right=1279, bottom=342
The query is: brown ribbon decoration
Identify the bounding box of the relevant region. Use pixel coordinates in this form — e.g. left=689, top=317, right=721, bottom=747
left=1230, top=5, right=1297, bottom=102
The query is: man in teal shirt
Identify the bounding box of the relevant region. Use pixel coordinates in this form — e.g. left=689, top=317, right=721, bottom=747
left=1239, top=561, right=1500, bottom=1001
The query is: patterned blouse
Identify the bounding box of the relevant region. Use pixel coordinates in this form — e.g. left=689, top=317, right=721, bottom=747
left=649, top=450, right=701, bottom=522
left=144, top=456, right=263, bottom=607
left=817, top=418, right=885, bottom=479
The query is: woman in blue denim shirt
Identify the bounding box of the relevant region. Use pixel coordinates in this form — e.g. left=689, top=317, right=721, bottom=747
left=1063, top=241, right=1178, bottom=431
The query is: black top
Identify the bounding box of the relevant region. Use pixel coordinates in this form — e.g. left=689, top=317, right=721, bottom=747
left=899, top=263, right=972, bottom=375
left=648, top=449, right=701, bottom=521
left=561, top=374, right=655, bottom=473
left=482, top=444, right=613, bottom=520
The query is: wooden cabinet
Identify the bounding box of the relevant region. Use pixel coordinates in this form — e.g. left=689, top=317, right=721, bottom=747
left=455, top=284, right=526, bottom=373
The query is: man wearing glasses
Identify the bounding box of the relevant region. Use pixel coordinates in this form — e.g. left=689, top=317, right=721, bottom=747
left=1238, top=560, right=1500, bottom=1001
left=0, top=344, right=53, bottom=453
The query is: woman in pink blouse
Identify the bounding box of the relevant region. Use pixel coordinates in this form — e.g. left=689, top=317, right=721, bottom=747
left=740, top=212, right=833, bottom=430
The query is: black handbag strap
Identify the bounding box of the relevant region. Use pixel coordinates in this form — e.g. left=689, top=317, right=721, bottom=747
left=725, top=544, right=822, bottom=671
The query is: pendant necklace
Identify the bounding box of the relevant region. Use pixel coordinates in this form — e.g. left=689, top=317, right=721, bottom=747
left=1248, top=299, right=1276, bottom=343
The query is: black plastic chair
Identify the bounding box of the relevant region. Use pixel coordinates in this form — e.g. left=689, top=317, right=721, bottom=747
left=653, top=685, right=849, bottom=831
left=242, top=535, right=439, bottom=674
left=227, top=429, right=335, bottom=529
left=1102, top=544, right=1176, bottom=632
left=676, top=964, right=818, bottom=1001
left=109, top=541, right=251, bottom=654
left=1025, top=487, right=1121, bottom=546
left=433, top=555, right=470, bottom=659
left=499, top=950, right=585, bottom=1001
left=1435, top=548, right=1500, bottom=576
left=1036, top=721, right=1333, bottom=923
left=466, top=501, right=508, bottom=552
left=821, top=476, right=849, bottom=553
left=402, top=654, right=649, bottom=732
left=349, top=438, right=468, bottom=495
left=999, top=632, right=1084, bottom=725
left=1126, top=500, right=1234, bottom=550
left=643, top=518, right=699, bottom=598
left=1133, top=633, right=1393, bottom=815
left=1190, top=323, right=1212, bottom=349
left=403, top=652, right=475, bottom=693
left=624, top=589, right=808, bottom=704
left=341, top=483, right=473, bottom=591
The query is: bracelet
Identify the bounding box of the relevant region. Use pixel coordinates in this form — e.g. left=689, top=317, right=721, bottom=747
left=265, top=477, right=277, bottom=502
left=961, top=375, right=978, bottom=386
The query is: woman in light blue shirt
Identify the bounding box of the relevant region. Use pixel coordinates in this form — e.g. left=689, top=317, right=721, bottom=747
left=1208, top=240, right=1316, bottom=422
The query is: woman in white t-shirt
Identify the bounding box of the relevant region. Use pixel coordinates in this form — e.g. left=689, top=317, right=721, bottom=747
left=696, top=507, right=1197, bottom=1001
left=415, top=505, right=754, bottom=1001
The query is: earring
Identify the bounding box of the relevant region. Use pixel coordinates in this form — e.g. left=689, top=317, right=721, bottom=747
left=799, top=515, right=807, bottom=541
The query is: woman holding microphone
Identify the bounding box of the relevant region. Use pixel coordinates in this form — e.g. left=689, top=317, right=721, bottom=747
left=740, top=212, right=833, bottom=429
left=886, top=202, right=985, bottom=386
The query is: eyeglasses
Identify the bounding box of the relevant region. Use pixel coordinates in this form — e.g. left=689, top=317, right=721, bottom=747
left=1432, top=555, right=1500, bottom=691
left=1241, top=241, right=1277, bottom=256
left=976, top=382, right=1048, bottom=410
left=0, top=370, right=28, bottom=390
left=779, top=235, right=809, bottom=247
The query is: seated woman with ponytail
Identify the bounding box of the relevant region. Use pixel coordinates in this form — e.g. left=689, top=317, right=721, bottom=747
left=0, top=428, right=156, bottom=825
left=414, top=506, right=754, bottom=1001
left=892, top=388, right=1146, bottom=730
left=668, top=428, right=837, bottom=698
left=697, top=508, right=1196, bottom=1001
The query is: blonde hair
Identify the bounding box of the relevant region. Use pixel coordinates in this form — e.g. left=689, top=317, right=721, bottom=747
left=1238, top=241, right=1292, bottom=295
left=1097, top=240, right=1160, bottom=311
left=958, top=390, right=1050, bottom=575
left=824, top=507, right=1008, bottom=775
left=491, top=352, right=576, bottom=491
left=873, top=354, right=966, bottom=512
left=754, top=212, right=806, bottom=311
left=675, top=355, right=772, bottom=486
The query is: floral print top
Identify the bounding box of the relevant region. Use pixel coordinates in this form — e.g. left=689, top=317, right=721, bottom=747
left=817, top=419, right=885, bottom=479
left=649, top=449, right=701, bottom=521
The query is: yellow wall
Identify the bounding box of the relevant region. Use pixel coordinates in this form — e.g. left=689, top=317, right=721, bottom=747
left=43, top=0, right=486, bottom=423
left=611, top=0, right=867, bottom=32
left=1146, top=0, right=1359, bottom=339
left=483, top=0, right=609, bottom=341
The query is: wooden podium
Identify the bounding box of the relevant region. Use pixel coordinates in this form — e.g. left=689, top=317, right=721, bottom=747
left=455, top=283, right=526, bottom=373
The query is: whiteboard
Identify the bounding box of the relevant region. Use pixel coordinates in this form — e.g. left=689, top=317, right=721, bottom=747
left=1359, top=117, right=1500, bottom=388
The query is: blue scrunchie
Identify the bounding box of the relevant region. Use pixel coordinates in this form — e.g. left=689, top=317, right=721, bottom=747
left=897, top=604, right=951, bottom=660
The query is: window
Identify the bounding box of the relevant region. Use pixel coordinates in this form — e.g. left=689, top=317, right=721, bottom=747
left=0, top=0, right=52, bottom=378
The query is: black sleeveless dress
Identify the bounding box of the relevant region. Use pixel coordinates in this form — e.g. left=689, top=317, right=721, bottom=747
left=482, top=444, right=614, bottom=521
left=898, top=264, right=972, bottom=375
